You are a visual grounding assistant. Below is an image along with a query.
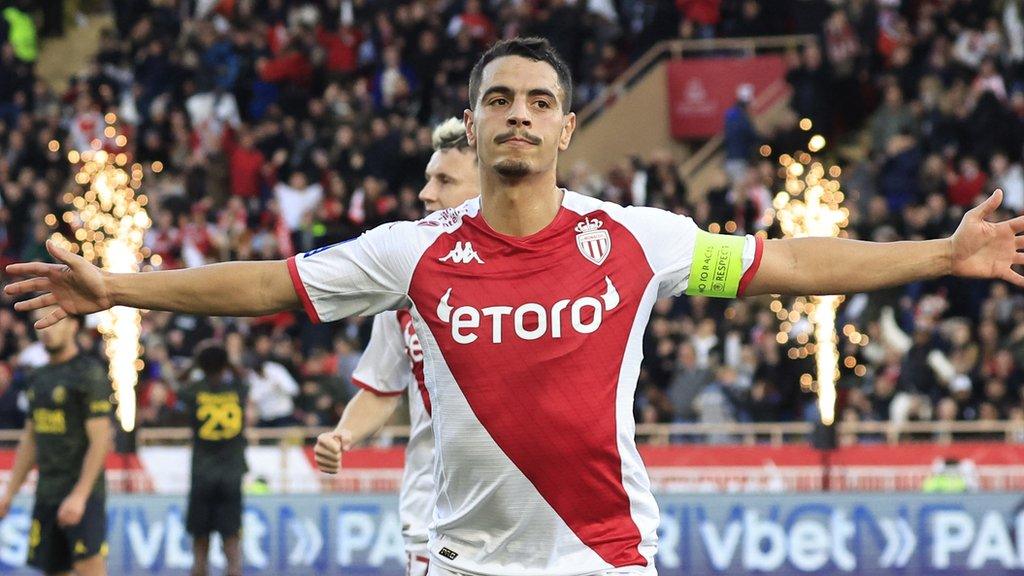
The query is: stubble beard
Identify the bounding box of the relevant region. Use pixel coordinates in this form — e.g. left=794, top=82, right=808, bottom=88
left=494, top=159, right=532, bottom=179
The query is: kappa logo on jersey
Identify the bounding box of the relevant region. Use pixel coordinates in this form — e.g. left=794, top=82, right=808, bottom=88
left=436, top=276, right=620, bottom=344
left=575, top=216, right=611, bottom=265
left=439, top=241, right=484, bottom=264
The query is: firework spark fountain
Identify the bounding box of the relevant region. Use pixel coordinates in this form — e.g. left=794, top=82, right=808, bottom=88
left=769, top=123, right=866, bottom=425
left=46, top=118, right=152, bottom=432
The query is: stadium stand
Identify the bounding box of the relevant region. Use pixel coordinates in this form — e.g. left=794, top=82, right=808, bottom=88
left=0, top=0, right=1021, bottom=440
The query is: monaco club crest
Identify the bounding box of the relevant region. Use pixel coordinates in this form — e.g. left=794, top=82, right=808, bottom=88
left=575, top=216, right=611, bottom=265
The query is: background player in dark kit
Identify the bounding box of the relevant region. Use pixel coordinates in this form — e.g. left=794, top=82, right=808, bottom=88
left=0, top=306, right=112, bottom=576
left=179, top=341, right=248, bottom=576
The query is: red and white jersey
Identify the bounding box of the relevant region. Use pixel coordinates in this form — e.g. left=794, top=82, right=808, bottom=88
left=350, top=310, right=435, bottom=553
left=289, top=191, right=763, bottom=575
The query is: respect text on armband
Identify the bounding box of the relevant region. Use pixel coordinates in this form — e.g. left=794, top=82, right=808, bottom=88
left=712, top=246, right=735, bottom=294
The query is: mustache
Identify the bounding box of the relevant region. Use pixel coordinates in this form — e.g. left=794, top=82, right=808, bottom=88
left=495, top=131, right=541, bottom=145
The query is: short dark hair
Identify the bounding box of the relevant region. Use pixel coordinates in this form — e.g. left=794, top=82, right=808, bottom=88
left=194, top=341, right=230, bottom=376
left=469, top=37, right=574, bottom=113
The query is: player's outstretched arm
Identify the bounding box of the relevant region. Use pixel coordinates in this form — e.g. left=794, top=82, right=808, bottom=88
left=744, top=189, right=1024, bottom=297
left=5, top=240, right=299, bottom=328
left=314, top=390, right=402, bottom=474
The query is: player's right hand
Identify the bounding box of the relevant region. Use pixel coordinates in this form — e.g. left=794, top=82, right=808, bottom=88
left=314, top=429, right=353, bottom=474
left=5, top=241, right=113, bottom=329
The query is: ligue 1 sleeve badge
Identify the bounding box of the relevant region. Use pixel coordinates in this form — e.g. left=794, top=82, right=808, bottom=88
left=575, top=216, right=611, bottom=265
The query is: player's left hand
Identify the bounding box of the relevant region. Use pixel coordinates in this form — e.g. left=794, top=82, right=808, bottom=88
left=950, top=189, right=1024, bottom=287
left=57, top=493, right=86, bottom=527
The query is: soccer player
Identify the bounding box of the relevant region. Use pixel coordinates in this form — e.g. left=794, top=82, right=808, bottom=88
left=179, top=341, right=247, bottom=576
left=0, top=307, right=112, bottom=576
left=313, top=117, right=479, bottom=576
left=7, top=37, right=1024, bottom=575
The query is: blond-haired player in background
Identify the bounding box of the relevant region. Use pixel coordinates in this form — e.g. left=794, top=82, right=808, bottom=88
left=313, top=118, right=478, bottom=576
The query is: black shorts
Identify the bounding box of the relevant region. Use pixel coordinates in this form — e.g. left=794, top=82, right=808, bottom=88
left=187, top=474, right=243, bottom=537
left=27, top=494, right=107, bottom=573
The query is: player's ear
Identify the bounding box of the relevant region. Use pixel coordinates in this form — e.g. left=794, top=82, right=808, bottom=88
left=464, top=109, right=476, bottom=147
left=558, top=112, right=576, bottom=151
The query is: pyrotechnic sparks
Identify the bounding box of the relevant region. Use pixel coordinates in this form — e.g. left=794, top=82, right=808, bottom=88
left=47, top=116, right=151, bottom=432
left=771, top=133, right=865, bottom=425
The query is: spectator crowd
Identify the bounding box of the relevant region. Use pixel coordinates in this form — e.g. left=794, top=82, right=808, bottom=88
left=0, top=0, right=1022, bottom=441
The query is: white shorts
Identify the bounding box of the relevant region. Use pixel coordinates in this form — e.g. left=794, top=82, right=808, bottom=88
left=407, top=550, right=431, bottom=576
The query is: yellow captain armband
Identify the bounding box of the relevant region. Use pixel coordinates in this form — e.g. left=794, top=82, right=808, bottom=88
left=685, top=230, right=746, bottom=298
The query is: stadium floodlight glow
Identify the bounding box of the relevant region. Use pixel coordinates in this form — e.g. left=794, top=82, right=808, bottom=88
left=770, top=134, right=861, bottom=426
left=47, top=117, right=152, bottom=432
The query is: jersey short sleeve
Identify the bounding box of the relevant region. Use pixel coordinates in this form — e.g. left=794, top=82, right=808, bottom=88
left=287, top=222, right=420, bottom=323
left=618, top=206, right=763, bottom=299
left=80, top=359, right=113, bottom=418
left=350, top=312, right=409, bottom=397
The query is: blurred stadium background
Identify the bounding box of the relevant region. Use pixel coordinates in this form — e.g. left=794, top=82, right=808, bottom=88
left=2, top=0, right=1024, bottom=574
